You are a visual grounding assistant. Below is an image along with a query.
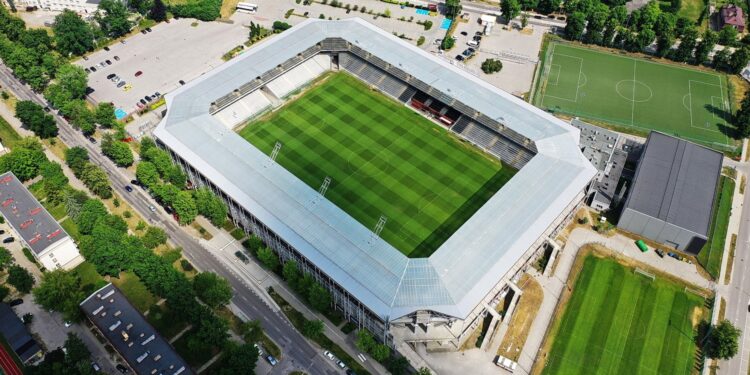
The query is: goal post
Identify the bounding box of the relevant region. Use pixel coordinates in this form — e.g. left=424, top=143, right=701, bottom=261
left=634, top=268, right=655, bottom=281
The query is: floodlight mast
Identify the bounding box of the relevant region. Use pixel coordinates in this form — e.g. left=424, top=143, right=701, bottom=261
left=264, top=142, right=282, bottom=168
left=369, top=215, right=387, bottom=244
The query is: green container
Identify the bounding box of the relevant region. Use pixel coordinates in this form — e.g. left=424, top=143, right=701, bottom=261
left=635, top=240, right=648, bottom=252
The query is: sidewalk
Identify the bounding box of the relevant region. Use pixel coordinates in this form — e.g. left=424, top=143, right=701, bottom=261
left=193, top=216, right=389, bottom=375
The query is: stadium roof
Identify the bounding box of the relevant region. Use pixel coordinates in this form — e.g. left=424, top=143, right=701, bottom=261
left=623, top=132, right=723, bottom=236
left=0, top=172, right=70, bottom=255
left=80, top=284, right=192, bottom=375
left=154, top=18, right=596, bottom=320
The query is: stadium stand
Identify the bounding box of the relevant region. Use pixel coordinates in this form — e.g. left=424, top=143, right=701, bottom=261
left=214, top=90, right=273, bottom=129
left=265, top=55, right=331, bottom=99
left=340, top=53, right=411, bottom=102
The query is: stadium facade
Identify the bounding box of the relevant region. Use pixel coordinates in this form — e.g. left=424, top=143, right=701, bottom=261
left=153, top=19, right=596, bottom=350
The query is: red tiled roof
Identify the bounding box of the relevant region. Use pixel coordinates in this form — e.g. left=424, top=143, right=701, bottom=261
left=721, top=4, right=745, bottom=27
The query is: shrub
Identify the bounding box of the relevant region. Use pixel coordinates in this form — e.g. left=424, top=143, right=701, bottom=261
left=417, top=36, right=425, bottom=46
left=181, top=259, right=194, bottom=271
left=481, top=58, right=503, bottom=74
left=423, top=20, right=432, bottom=30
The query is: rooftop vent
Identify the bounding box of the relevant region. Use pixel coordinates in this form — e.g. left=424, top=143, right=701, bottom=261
left=108, top=320, right=121, bottom=331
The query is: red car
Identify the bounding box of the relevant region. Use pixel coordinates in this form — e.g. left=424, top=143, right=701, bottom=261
left=135, top=71, right=143, bottom=77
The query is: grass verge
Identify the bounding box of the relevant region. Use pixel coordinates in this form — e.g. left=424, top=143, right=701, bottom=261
left=697, top=175, right=735, bottom=279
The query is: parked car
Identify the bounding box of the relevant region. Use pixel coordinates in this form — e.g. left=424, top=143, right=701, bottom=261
left=135, top=70, right=143, bottom=77
left=455, top=55, right=464, bottom=61
left=112, top=76, right=121, bottom=83
left=87, top=136, right=97, bottom=144
left=136, top=102, right=144, bottom=109
left=337, top=360, right=346, bottom=369
left=467, top=40, right=479, bottom=47
left=107, top=73, right=116, bottom=79
left=145, top=95, right=153, bottom=102
left=139, top=99, right=147, bottom=105
left=148, top=205, right=156, bottom=212
left=346, top=370, right=357, bottom=375
left=115, top=364, right=129, bottom=373
left=114, top=55, right=120, bottom=61
left=84, top=68, right=91, bottom=74
left=145, top=27, right=152, bottom=32
left=130, top=179, right=139, bottom=186
left=235, top=251, right=249, bottom=264
left=3, top=237, right=14, bottom=243
left=655, top=249, right=665, bottom=258
left=460, top=31, right=468, bottom=36
left=9, top=299, right=23, bottom=306
left=117, top=81, right=126, bottom=88
left=153, top=91, right=161, bottom=98
left=0, top=230, right=5, bottom=235
left=106, top=60, right=112, bottom=65
left=254, top=343, right=263, bottom=355
left=667, top=252, right=680, bottom=260
left=266, top=355, right=278, bottom=366
left=103, top=46, right=110, bottom=51
left=91, top=362, right=101, bottom=372
left=125, top=185, right=133, bottom=192
left=123, top=84, right=132, bottom=91
left=82, top=56, right=89, bottom=61
left=179, top=79, right=186, bottom=85
left=141, top=30, right=147, bottom=34
left=90, top=66, right=97, bottom=72
left=324, top=350, right=335, bottom=360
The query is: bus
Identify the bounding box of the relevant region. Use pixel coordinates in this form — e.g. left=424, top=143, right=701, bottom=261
left=236, top=2, right=258, bottom=13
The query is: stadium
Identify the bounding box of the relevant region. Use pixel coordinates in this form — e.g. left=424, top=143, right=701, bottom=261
left=153, top=18, right=596, bottom=351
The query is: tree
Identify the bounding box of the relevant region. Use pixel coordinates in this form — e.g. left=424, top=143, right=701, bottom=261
left=302, top=319, right=324, bottom=339
left=141, top=226, right=167, bottom=249
left=61, top=100, right=95, bottom=134
left=65, top=146, right=89, bottom=177
left=371, top=343, right=390, bottom=361
left=520, top=12, right=528, bottom=28
left=192, top=272, right=233, bottom=308
left=74, top=199, right=108, bottom=234
left=307, top=282, right=330, bottom=312
left=136, top=161, right=160, bottom=188
left=718, top=25, right=738, bottom=46
left=272, top=21, right=292, bottom=32
left=256, top=246, right=279, bottom=270
left=416, top=367, right=432, bottom=375
left=8, top=265, right=34, bottom=293
left=215, top=342, right=258, bottom=375
left=173, top=190, right=197, bottom=224
left=52, top=64, right=88, bottom=102
left=53, top=10, right=94, bottom=56
left=0, top=247, right=11, bottom=270
left=729, top=47, right=750, bottom=74
left=189, top=312, right=229, bottom=351
left=704, top=320, right=741, bottom=360
left=193, top=188, right=227, bottom=226
left=673, top=26, right=698, bottom=62
left=14, top=100, right=57, bottom=138
left=583, top=6, right=609, bottom=45
left=564, top=12, right=586, bottom=41
left=94, top=102, right=116, bottom=128
left=501, top=0, right=520, bottom=24
left=101, top=134, right=134, bottom=167
left=63, top=333, right=91, bottom=364
left=356, top=329, right=376, bottom=352
left=694, top=30, right=717, bottom=65
left=32, top=270, right=85, bottom=321
left=386, top=356, right=410, bottom=375
left=0, top=285, right=8, bottom=302
left=41, top=162, right=69, bottom=205
left=96, top=0, right=132, bottom=38
left=128, top=0, right=153, bottom=14
left=481, top=58, right=503, bottom=74
left=440, top=36, right=455, bottom=50
left=713, top=48, right=732, bottom=71
left=0, top=146, right=47, bottom=181
left=282, top=260, right=301, bottom=290
left=537, top=0, right=561, bottom=14
left=239, top=319, right=264, bottom=343
left=734, top=91, right=750, bottom=138
left=444, top=0, right=462, bottom=19
left=81, top=163, right=112, bottom=199
left=150, top=0, right=167, bottom=21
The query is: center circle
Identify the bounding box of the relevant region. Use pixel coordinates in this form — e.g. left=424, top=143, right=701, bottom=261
left=615, top=80, right=653, bottom=103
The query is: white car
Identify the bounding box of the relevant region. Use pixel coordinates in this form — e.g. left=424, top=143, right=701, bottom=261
left=324, top=350, right=335, bottom=360
left=148, top=205, right=156, bottom=212
left=64, top=321, right=72, bottom=327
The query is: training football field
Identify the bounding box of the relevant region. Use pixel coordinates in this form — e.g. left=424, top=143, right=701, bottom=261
left=536, top=42, right=735, bottom=150
left=239, top=73, right=515, bottom=258
left=542, top=255, right=705, bottom=375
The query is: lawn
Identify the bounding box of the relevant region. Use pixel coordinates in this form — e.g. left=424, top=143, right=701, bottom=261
left=110, top=271, right=158, bottom=313
left=74, top=261, right=107, bottom=295
left=535, top=42, right=736, bottom=151
left=239, top=73, right=516, bottom=257
left=60, top=218, right=80, bottom=241
left=541, top=255, right=706, bottom=375
left=697, top=175, right=735, bottom=279
left=0, top=114, right=22, bottom=149
left=677, top=0, right=706, bottom=25
left=146, top=303, right=188, bottom=340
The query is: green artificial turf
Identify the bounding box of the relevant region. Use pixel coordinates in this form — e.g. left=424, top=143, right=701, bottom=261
left=543, top=255, right=705, bottom=375
left=697, top=175, right=735, bottom=279
left=535, top=42, right=736, bottom=151
left=239, top=73, right=516, bottom=257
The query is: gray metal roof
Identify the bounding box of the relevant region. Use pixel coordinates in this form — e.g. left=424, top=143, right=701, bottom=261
left=80, top=284, right=192, bottom=375
left=154, top=18, right=596, bottom=320
left=0, top=172, right=70, bottom=255
left=0, top=303, right=41, bottom=363
left=623, top=132, right=723, bottom=236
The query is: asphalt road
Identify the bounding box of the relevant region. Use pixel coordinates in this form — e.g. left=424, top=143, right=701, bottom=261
left=721, top=161, right=750, bottom=375
left=0, top=64, right=340, bottom=375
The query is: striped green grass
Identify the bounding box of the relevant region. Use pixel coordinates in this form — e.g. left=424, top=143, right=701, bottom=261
left=239, top=73, right=516, bottom=257
left=543, top=255, right=705, bottom=375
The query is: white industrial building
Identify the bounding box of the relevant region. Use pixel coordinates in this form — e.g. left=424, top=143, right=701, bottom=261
left=0, top=172, right=83, bottom=271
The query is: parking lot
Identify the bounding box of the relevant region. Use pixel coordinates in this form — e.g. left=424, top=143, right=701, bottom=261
left=76, top=18, right=249, bottom=115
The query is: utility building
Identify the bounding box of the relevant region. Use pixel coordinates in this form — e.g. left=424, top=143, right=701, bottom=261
left=619, top=132, right=723, bottom=253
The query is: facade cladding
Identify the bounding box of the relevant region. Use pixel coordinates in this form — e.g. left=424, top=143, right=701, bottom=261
left=153, top=19, right=596, bottom=346
left=619, top=132, right=723, bottom=253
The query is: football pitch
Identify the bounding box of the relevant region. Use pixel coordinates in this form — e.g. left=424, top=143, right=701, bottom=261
left=238, top=73, right=516, bottom=257
left=542, top=255, right=706, bottom=375
left=535, top=42, right=735, bottom=150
